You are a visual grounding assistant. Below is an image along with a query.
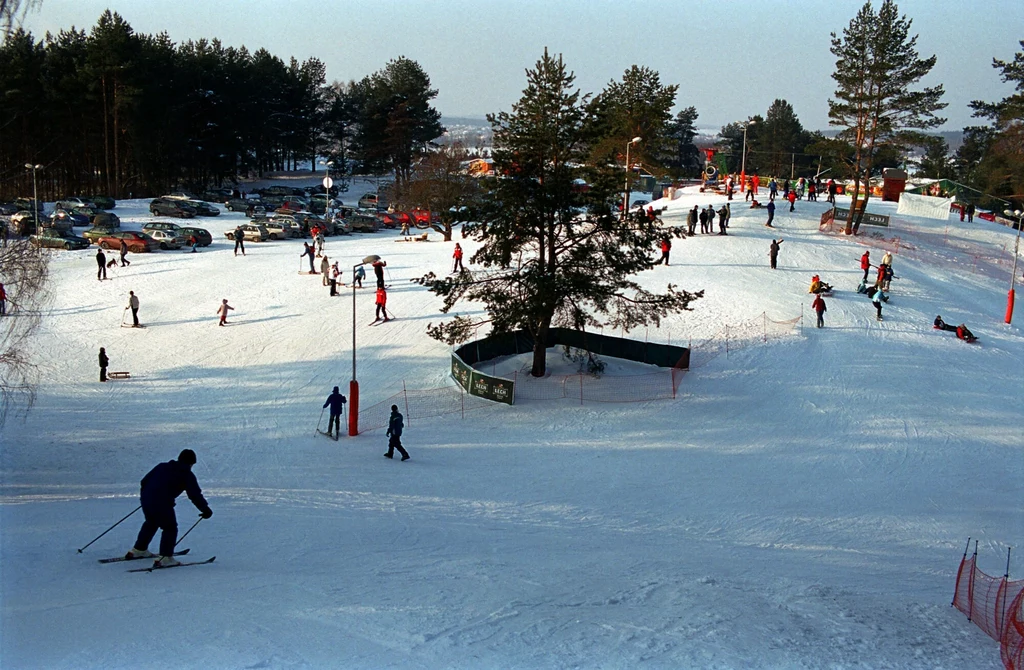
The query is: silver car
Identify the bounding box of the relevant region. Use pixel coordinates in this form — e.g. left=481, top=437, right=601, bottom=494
left=146, top=229, right=185, bottom=250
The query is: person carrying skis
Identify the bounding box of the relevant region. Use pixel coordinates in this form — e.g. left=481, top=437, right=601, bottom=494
left=769, top=238, right=783, bottom=269
left=96, top=247, right=107, bottom=281
left=128, top=290, right=140, bottom=327
left=126, top=448, right=212, bottom=568
left=375, top=287, right=389, bottom=322
left=322, top=386, right=347, bottom=439
left=812, top=294, right=827, bottom=328
left=233, top=226, right=245, bottom=256
left=384, top=405, right=409, bottom=461
left=301, top=242, right=315, bottom=273
left=99, top=347, right=108, bottom=382
left=353, top=265, right=365, bottom=288
left=657, top=236, right=671, bottom=265
left=372, top=259, right=387, bottom=289
left=453, top=243, right=465, bottom=273
left=217, top=298, right=234, bottom=326
left=120, top=239, right=131, bottom=266
left=320, top=255, right=331, bottom=286
left=860, top=251, right=871, bottom=282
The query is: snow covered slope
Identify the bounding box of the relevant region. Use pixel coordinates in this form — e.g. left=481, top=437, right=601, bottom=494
left=1, top=186, right=1021, bottom=668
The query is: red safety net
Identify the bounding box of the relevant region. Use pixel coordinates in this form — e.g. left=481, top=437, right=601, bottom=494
left=952, top=550, right=1024, bottom=670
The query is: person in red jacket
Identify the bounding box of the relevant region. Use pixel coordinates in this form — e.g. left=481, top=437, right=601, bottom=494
left=452, top=243, right=464, bottom=273
left=812, top=294, right=827, bottom=328
left=374, top=287, right=389, bottom=322
left=787, top=189, right=797, bottom=212
left=876, top=262, right=887, bottom=289
left=860, top=251, right=871, bottom=282
left=752, top=173, right=760, bottom=195
left=656, top=236, right=671, bottom=265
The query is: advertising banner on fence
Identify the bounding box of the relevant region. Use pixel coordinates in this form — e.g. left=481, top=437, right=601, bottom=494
left=834, top=206, right=891, bottom=227
left=451, top=353, right=515, bottom=405
left=897, top=192, right=952, bottom=221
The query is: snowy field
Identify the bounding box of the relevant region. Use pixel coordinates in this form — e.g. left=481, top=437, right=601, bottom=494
left=1, top=181, right=1021, bottom=669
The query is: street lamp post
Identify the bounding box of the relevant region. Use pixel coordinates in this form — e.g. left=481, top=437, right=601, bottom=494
left=319, top=160, right=335, bottom=220
left=24, top=163, right=43, bottom=235
left=621, top=137, right=642, bottom=221
left=1003, top=209, right=1023, bottom=324
left=349, top=254, right=381, bottom=436
left=740, top=120, right=755, bottom=194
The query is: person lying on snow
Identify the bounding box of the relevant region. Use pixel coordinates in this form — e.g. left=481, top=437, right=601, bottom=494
left=956, top=324, right=977, bottom=342
left=934, top=315, right=957, bottom=332
left=808, top=275, right=833, bottom=294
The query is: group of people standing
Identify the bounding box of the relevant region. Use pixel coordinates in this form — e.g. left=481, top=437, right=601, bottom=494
left=685, top=204, right=730, bottom=236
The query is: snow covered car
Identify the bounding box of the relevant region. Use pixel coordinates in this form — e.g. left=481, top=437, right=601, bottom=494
left=146, top=229, right=186, bottom=250
left=29, top=228, right=90, bottom=250
left=225, top=224, right=269, bottom=243
left=96, top=231, right=159, bottom=253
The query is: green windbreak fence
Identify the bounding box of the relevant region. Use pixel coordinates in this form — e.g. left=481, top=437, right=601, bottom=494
left=452, top=328, right=690, bottom=405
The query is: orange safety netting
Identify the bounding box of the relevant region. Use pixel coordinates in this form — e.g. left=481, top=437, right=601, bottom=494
left=952, top=548, right=1024, bottom=670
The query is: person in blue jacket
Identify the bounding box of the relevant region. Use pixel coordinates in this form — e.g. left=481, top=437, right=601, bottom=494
left=127, top=449, right=212, bottom=567
left=323, top=386, right=347, bottom=439
left=384, top=405, right=410, bottom=461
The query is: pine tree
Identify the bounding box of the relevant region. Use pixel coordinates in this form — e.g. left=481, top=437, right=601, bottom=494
left=759, top=99, right=807, bottom=179
left=663, top=106, right=701, bottom=175
left=914, top=136, right=951, bottom=178
left=419, top=50, right=701, bottom=377
left=967, top=41, right=1024, bottom=206
left=828, top=0, right=946, bottom=233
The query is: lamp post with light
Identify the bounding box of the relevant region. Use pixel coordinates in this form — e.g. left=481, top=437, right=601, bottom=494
left=24, top=163, right=43, bottom=235
left=621, top=136, right=642, bottom=221
left=1003, top=209, right=1023, bottom=324
left=319, top=160, right=335, bottom=220
left=349, top=254, right=380, bottom=436
left=739, top=120, right=755, bottom=195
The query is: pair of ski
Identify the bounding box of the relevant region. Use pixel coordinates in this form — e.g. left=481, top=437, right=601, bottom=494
left=97, top=548, right=216, bottom=572
left=368, top=316, right=395, bottom=326
left=317, top=429, right=339, bottom=441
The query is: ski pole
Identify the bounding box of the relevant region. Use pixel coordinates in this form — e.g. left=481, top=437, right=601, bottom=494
left=77, top=505, right=141, bottom=553
left=176, top=516, right=203, bottom=547
left=315, top=406, right=325, bottom=436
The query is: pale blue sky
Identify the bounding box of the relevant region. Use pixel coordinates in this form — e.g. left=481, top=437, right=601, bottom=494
left=19, top=0, right=1024, bottom=131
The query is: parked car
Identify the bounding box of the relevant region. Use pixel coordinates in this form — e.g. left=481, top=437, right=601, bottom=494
left=40, top=213, right=73, bottom=233
left=164, top=191, right=199, bottom=201
left=55, top=198, right=96, bottom=211
left=357, top=192, right=387, bottom=210
left=96, top=231, right=158, bottom=253
left=200, top=188, right=232, bottom=203
left=263, top=214, right=302, bottom=239
left=9, top=210, right=38, bottom=236
left=92, top=211, right=121, bottom=229
left=391, top=211, right=414, bottom=229
left=225, top=223, right=269, bottom=243
left=409, top=209, right=436, bottom=228
left=143, top=221, right=184, bottom=236
left=87, top=195, right=116, bottom=209
left=179, top=226, right=213, bottom=247
left=0, top=202, right=20, bottom=215
left=30, top=228, right=90, bottom=250
left=68, top=205, right=103, bottom=221
left=14, top=197, right=45, bottom=214
left=259, top=185, right=305, bottom=197
left=376, top=212, right=400, bottom=229
left=186, top=199, right=220, bottom=216
left=346, top=214, right=381, bottom=233
left=49, top=209, right=91, bottom=228
left=150, top=197, right=196, bottom=218
left=147, top=229, right=186, bottom=249
left=82, top=226, right=117, bottom=244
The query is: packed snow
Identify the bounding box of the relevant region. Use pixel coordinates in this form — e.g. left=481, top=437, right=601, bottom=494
left=1, top=179, right=1021, bottom=669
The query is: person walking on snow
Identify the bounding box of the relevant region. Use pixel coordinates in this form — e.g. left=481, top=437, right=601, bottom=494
left=99, top=347, right=108, bottom=382
left=217, top=298, right=234, bottom=326
left=96, top=247, right=107, bottom=281
left=453, top=243, right=465, bottom=273
left=871, top=287, right=885, bottom=321
left=120, top=239, right=131, bottom=266
left=765, top=199, right=776, bottom=227
left=718, top=205, right=730, bottom=234
left=315, top=230, right=325, bottom=257
left=128, top=290, right=140, bottom=327
left=812, top=294, right=827, bottom=328
left=787, top=189, right=797, bottom=212
left=769, top=238, right=783, bottom=269
left=752, top=173, right=760, bottom=195
left=0, top=282, right=6, bottom=317
left=769, top=178, right=778, bottom=201
left=321, top=255, right=331, bottom=286
left=375, top=287, right=389, bottom=322
left=385, top=405, right=410, bottom=461
left=860, top=251, right=871, bottom=282
left=656, top=236, right=671, bottom=265
left=126, top=449, right=212, bottom=568
left=301, top=242, right=315, bottom=273
left=233, top=226, right=245, bottom=256
left=353, top=265, right=365, bottom=288
left=373, top=259, right=387, bottom=289
left=322, top=386, right=347, bottom=439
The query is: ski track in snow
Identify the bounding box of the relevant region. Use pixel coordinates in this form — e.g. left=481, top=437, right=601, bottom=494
left=1, top=179, right=1021, bottom=669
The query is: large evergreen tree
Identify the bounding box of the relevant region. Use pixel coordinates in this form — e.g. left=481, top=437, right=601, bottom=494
left=828, top=0, right=946, bottom=233
left=419, top=50, right=700, bottom=377
left=662, top=106, right=701, bottom=175
left=757, top=99, right=807, bottom=178
left=966, top=41, right=1024, bottom=207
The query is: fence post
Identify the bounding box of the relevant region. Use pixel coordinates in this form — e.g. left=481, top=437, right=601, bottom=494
left=763, top=312, right=767, bottom=343
left=968, top=540, right=979, bottom=622
left=403, top=380, right=410, bottom=426
left=461, top=384, right=465, bottom=419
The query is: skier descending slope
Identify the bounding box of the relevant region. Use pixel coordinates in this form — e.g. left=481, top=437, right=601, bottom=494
left=127, top=449, right=212, bottom=568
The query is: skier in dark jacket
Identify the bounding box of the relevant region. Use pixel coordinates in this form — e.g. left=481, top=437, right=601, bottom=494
left=765, top=199, right=776, bottom=227
left=99, top=347, right=108, bottom=382
left=119, top=239, right=130, bottom=266
left=233, top=226, right=246, bottom=256
left=301, top=242, right=315, bottom=273
left=127, top=449, right=212, bottom=567
left=323, top=386, right=347, bottom=439
left=769, top=238, right=783, bottom=269
left=384, top=405, right=409, bottom=461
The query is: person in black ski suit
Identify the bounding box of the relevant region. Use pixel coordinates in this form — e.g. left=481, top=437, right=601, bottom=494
left=373, top=259, right=387, bottom=289
left=119, top=239, right=130, bottom=266
left=323, top=386, right=347, bottom=439
left=99, top=347, right=108, bottom=382
left=233, top=226, right=245, bottom=256
left=769, top=238, right=783, bottom=269
left=96, top=248, right=107, bottom=281
left=384, top=405, right=409, bottom=461
left=127, top=449, right=212, bottom=567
